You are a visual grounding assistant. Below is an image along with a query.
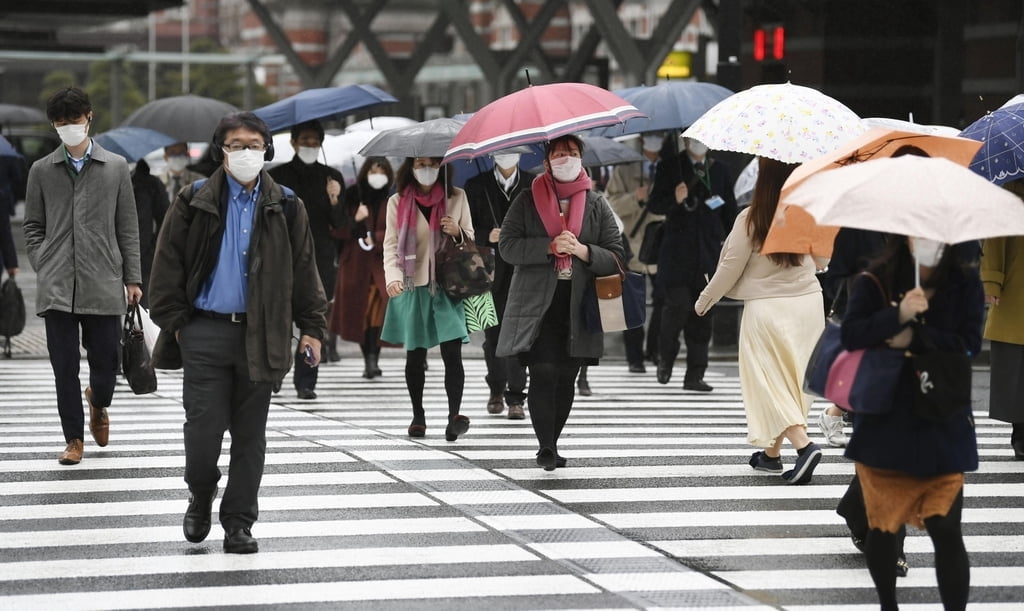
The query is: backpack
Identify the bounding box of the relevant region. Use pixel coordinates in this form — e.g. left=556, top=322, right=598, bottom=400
left=183, top=178, right=298, bottom=226
left=0, top=277, right=26, bottom=357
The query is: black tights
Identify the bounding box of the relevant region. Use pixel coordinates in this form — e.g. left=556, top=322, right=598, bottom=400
left=528, top=360, right=580, bottom=451
left=865, top=491, right=969, bottom=611
left=406, top=340, right=464, bottom=425
left=360, top=326, right=381, bottom=357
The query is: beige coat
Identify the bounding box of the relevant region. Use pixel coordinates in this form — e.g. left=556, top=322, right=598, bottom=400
left=605, top=161, right=664, bottom=274
left=981, top=235, right=1024, bottom=345
left=383, top=186, right=474, bottom=287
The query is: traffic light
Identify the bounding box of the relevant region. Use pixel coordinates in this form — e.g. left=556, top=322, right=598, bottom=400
left=753, top=24, right=785, bottom=61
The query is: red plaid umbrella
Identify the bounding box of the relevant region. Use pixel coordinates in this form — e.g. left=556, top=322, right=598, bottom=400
left=442, top=83, right=644, bottom=164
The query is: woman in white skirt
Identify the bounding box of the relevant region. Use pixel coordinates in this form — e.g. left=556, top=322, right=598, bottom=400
left=695, top=157, right=828, bottom=484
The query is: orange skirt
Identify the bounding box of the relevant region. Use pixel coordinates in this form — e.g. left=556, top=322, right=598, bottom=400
left=364, top=284, right=385, bottom=329
left=855, top=463, right=964, bottom=533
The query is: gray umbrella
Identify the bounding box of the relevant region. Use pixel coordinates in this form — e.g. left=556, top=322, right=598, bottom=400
left=359, top=117, right=466, bottom=159
left=121, top=95, right=238, bottom=143
left=0, top=103, right=46, bottom=126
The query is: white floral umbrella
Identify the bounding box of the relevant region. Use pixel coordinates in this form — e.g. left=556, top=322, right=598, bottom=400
left=682, top=82, right=866, bottom=163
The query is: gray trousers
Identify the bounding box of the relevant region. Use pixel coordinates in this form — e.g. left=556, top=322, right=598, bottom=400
left=180, top=316, right=272, bottom=531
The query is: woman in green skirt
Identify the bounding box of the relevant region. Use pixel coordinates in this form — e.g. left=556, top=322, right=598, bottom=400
left=382, top=157, right=474, bottom=441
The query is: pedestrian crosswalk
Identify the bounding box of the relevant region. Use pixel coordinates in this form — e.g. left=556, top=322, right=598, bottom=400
left=1, top=356, right=1021, bottom=609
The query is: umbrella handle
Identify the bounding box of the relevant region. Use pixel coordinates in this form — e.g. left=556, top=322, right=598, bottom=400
left=359, top=231, right=374, bottom=251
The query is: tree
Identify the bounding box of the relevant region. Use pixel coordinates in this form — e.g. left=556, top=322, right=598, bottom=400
left=38, top=70, right=79, bottom=109
left=84, top=60, right=147, bottom=132
left=159, top=38, right=274, bottom=109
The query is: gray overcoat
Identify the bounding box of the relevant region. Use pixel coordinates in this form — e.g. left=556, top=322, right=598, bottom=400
left=23, top=141, right=141, bottom=316
left=496, top=188, right=624, bottom=360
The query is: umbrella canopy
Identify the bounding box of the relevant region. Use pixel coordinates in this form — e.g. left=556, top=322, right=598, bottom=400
left=94, top=126, right=176, bottom=163
left=861, top=116, right=960, bottom=137
left=442, top=83, right=644, bottom=164
left=0, top=103, right=46, bottom=126
left=522, top=136, right=642, bottom=175
left=345, top=116, right=418, bottom=133
left=591, top=81, right=733, bottom=137
left=784, top=155, right=1024, bottom=245
left=682, top=82, right=865, bottom=164
left=253, top=84, right=397, bottom=132
left=121, top=95, right=239, bottom=144
left=360, top=117, right=466, bottom=159
left=959, top=102, right=1024, bottom=185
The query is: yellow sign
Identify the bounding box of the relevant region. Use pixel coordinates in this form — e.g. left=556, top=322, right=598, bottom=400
left=657, top=51, right=692, bottom=79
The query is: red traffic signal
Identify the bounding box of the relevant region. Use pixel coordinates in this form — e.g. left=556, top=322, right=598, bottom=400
left=753, top=25, right=785, bottom=61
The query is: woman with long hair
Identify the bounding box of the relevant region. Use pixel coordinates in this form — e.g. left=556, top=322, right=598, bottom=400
left=329, top=156, right=394, bottom=378
left=695, top=156, right=827, bottom=484
left=842, top=236, right=982, bottom=610
left=497, top=135, right=624, bottom=470
left=381, top=157, right=473, bottom=441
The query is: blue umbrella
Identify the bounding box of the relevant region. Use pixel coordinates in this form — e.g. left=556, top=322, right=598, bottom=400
left=94, top=126, right=176, bottom=163
left=254, top=84, right=398, bottom=132
left=592, top=81, right=734, bottom=137
left=959, top=102, right=1024, bottom=185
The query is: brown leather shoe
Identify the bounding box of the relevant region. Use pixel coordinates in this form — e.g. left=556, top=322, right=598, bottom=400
left=507, top=403, right=525, bottom=420
left=85, top=387, right=109, bottom=447
left=486, top=393, right=504, bottom=414
left=58, top=439, right=83, bottom=465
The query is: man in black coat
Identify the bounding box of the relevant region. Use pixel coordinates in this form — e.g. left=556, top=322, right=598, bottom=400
left=463, top=152, right=534, bottom=420
left=269, top=120, right=345, bottom=399
left=647, top=136, right=737, bottom=392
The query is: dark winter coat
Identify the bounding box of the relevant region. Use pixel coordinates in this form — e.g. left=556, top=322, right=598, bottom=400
left=131, top=159, right=170, bottom=298
left=148, top=167, right=327, bottom=383
left=496, top=188, right=623, bottom=360
left=842, top=244, right=984, bottom=477
left=463, top=168, right=534, bottom=316
left=328, top=180, right=390, bottom=343
left=647, top=152, right=736, bottom=289
left=269, top=158, right=345, bottom=294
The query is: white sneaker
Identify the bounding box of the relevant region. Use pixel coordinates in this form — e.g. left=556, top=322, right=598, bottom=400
left=818, top=409, right=848, bottom=447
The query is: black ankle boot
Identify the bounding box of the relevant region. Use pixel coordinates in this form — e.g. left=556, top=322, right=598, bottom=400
left=363, top=353, right=382, bottom=379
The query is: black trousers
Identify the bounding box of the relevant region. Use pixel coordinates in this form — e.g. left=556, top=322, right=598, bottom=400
left=658, top=282, right=712, bottom=380
left=180, top=317, right=272, bottom=531
left=623, top=273, right=661, bottom=365
left=292, top=345, right=318, bottom=392
left=44, top=311, right=121, bottom=443
left=483, top=323, right=527, bottom=404
left=525, top=281, right=581, bottom=451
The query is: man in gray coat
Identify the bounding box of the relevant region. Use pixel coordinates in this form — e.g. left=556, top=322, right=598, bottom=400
left=24, top=87, right=143, bottom=466
left=149, top=112, right=327, bottom=554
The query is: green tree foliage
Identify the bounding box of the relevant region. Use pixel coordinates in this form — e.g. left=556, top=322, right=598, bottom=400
left=38, top=71, right=79, bottom=109
left=158, top=38, right=274, bottom=109
left=85, top=60, right=147, bottom=132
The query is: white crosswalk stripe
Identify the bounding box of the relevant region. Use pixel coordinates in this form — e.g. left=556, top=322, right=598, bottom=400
left=0, top=356, right=1020, bottom=608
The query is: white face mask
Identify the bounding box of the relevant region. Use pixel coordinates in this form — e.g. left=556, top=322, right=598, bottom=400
left=56, top=122, right=89, bottom=148
left=642, top=135, right=663, bottom=153
left=296, top=146, right=320, bottom=165
left=493, top=153, right=520, bottom=171
left=226, top=149, right=265, bottom=184
left=550, top=156, right=582, bottom=182
left=166, top=156, right=188, bottom=173
left=909, top=237, right=946, bottom=267
left=413, top=166, right=439, bottom=187
left=366, top=173, right=389, bottom=190
left=686, top=139, right=709, bottom=157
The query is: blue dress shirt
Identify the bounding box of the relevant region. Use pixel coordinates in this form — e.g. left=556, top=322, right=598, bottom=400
left=194, top=174, right=259, bottom=313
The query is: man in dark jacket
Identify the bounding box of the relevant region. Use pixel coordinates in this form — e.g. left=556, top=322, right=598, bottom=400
left=131, top=159, right=169, bottom=308
left=464, top=152, right=533, bottom=420
left=149, top=112, right=327, bottom=554
left=647, top=136, right=737, bottom=392
left=269, top=119, right=345, bottom=398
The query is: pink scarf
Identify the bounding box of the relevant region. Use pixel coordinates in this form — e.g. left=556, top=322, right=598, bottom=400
left=396, top=182, right=446, bottom=286
left=532, top=170, right=591, bottom=272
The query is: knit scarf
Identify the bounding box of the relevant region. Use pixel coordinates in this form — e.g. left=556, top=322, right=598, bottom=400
left=396, top=182, right=446, bottom=287
left=532, top=169, right=591, bottom=272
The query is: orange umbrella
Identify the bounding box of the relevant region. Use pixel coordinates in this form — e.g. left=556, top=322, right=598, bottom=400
left=762, top=127, right=984, bottom=257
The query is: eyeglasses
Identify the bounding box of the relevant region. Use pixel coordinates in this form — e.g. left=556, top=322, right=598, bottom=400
left=222, top=143, right=267, bottom=153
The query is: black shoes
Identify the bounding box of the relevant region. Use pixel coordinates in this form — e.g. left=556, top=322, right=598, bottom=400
left=224, top=527, right=258, bottom=554
left=362, top=353, right=381, bottom=379
left=536, top=447, right=557, bottom=471
left=782, top=443, right=823, bottom=485
left=445, top=415, right=470, bottom=441
left=656, top=363, right=672, bottom=384
left=183, top=490, right=217, bottom=543
left=749, top=450, right=783, bottom=473
left=577, top=371, right=591, bottom=396
left=683, top=379, right=713, bottom=392
left=628, top=362, right=646, bottom=373
left=1012, top=439, right=1024, bottom=460
left=296, top=388, right=317, bottom=400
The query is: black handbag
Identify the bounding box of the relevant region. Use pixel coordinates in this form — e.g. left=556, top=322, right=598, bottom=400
left=435, top=232, right=494, bottom=300
left=637, top=220, right=664, bottom=264
left=0, top=276, right=26, bottom=358
left=910, top=328, right=972, bottom=422
left=122, top=303, right=158, bottom=394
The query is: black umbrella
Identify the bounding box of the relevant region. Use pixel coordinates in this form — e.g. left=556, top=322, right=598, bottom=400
left=0, top=103, right=46, bottom=127
left=121, top=95, right=238, bottom=144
